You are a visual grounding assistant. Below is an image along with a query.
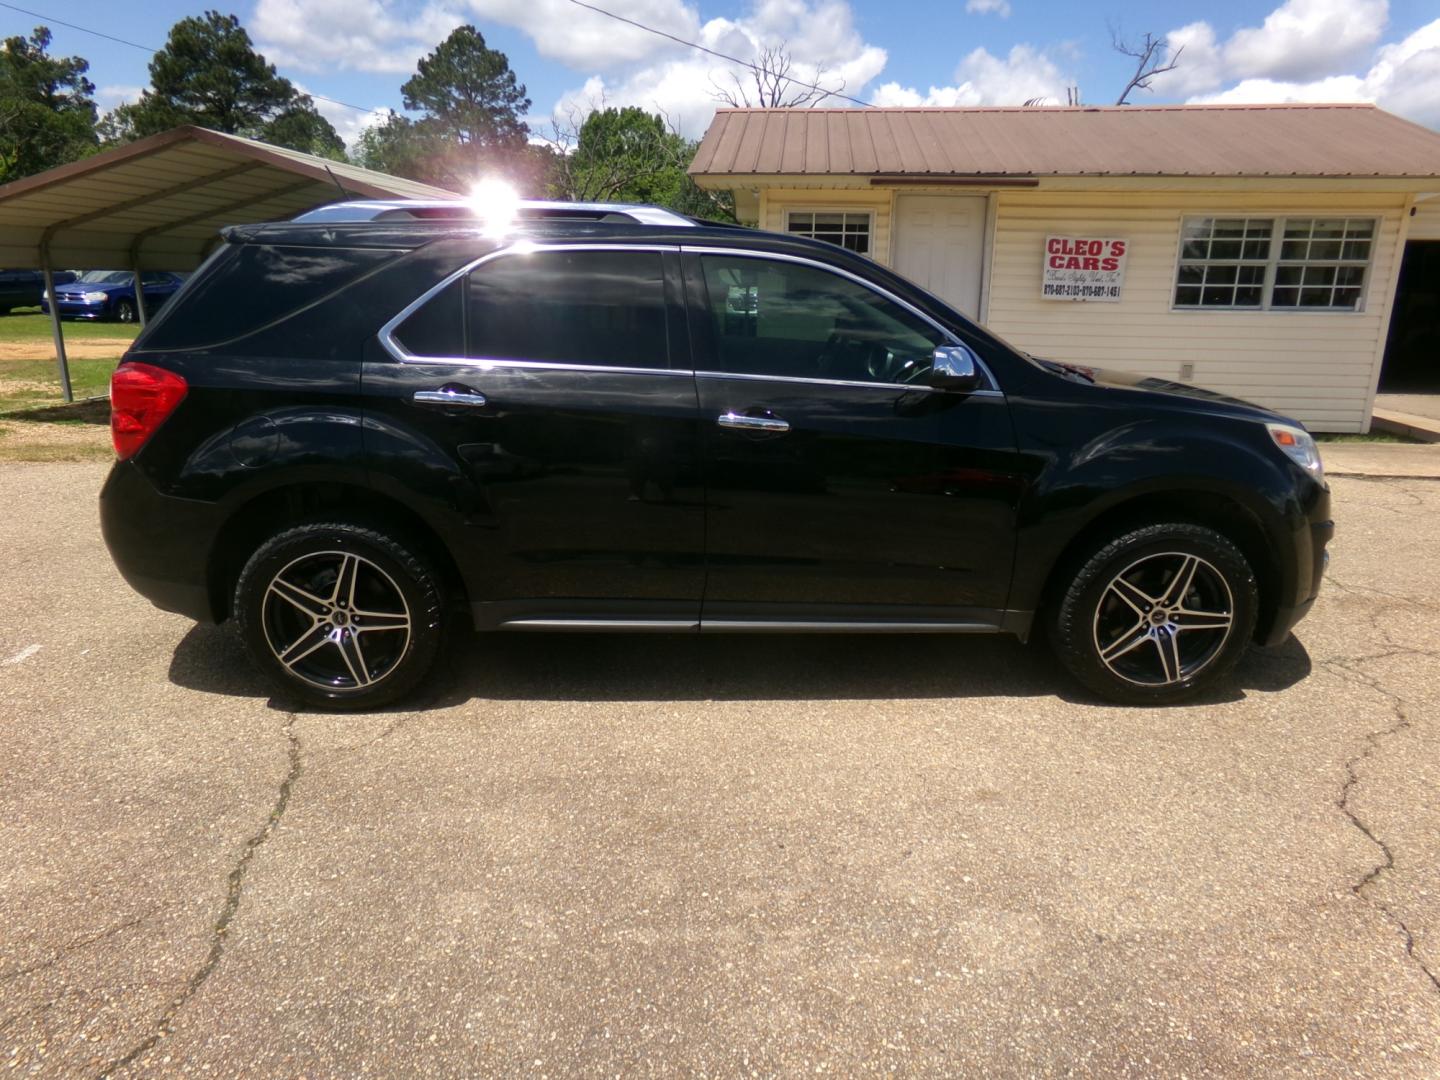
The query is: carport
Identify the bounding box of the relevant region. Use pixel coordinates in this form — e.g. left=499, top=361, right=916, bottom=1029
left=0, top=126, right=456, bottom=400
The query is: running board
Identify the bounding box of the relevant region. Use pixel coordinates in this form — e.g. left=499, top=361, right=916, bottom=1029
left=496, top=617, right=1014, bottom=634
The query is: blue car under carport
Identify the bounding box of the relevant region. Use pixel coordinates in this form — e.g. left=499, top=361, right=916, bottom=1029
left=42, top=270, right=186, bottom=322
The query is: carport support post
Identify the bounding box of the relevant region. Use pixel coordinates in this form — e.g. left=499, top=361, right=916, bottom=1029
left=131, top=264, right=148, bottom=327
left=40, top=260, right=73, bottom=403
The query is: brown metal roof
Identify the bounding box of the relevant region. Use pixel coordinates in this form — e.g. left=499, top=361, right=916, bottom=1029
left=0, top=125, right=457, bottom=271
left=689, top=104, right=1440, bottom=180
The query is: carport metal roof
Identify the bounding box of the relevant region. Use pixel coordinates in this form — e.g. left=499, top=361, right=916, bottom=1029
left=0, top=125, right=456, bottom=272
left=0, top=126, right=457, bottom=402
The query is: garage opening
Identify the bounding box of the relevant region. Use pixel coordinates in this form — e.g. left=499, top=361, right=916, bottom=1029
left=1379, top=240, right=1440, bottom=392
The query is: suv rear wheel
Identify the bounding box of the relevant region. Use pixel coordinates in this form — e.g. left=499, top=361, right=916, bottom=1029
left=1049, top=522, right=1258, bottom=705
left=234, top=522, right=445, bottom=710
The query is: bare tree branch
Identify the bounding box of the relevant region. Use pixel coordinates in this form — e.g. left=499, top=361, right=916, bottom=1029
left=1111, top=24, right=1183, bottom=105
left=709, top=43, right=846, bottom=108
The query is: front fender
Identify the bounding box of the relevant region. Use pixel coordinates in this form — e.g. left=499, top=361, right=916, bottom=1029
left=1007, top=415, right=1308, bottom=616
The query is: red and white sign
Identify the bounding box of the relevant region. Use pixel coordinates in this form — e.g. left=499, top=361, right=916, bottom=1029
left=1041, top=236, right=1128, bottom=301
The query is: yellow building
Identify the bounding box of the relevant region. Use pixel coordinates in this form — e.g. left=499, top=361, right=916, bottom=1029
left=689, top=104, right=1440, bottom=432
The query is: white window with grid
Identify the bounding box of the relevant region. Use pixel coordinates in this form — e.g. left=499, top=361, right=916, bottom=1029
left=1173, top=216, right=1376, bottom=312
left=785, top=210, right=872, bottom=256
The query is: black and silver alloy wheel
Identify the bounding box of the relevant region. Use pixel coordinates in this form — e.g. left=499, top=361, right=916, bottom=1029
left=262, top=551, right=413, bottom=691
left=1050, top=522, right=1258, bottom=705
left=1092, top=552, right=1234, bottom=687
left=236, top=522, right=446, bottom=710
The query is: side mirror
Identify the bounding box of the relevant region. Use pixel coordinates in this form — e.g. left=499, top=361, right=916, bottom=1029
left=929, top=344, right=984, bottom=393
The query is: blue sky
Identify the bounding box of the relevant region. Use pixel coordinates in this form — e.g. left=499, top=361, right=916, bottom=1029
left=6, top=0, right=1439, bottom=146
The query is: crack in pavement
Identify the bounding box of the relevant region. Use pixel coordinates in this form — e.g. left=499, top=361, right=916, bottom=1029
left=1325, top=657, right=1440, bottom=996
left=95, top=712, right=303, bottom=1078
left=0, top=912, right=153, bottom=983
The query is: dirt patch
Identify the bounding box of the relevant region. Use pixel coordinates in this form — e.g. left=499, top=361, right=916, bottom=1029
left=0, top=340, right=132, bottom=361
left=0, top=420, right=112, bottom=463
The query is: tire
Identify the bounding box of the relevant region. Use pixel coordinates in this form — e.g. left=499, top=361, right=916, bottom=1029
left=1048, top=523, right=1258, bottom=705
left=115, top=298, right=137, bottom=323
left=234, top=522, right=446, bottom=710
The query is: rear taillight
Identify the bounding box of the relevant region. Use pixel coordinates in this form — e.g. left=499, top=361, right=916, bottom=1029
left=110, top=362, right=187, bottom=460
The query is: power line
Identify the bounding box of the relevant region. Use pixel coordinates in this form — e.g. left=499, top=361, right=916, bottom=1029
left=2, top=0, right=876, bottom=114
left=560, top=0, right=873, bottom=108
left=0, top=0, right=375, bottom=115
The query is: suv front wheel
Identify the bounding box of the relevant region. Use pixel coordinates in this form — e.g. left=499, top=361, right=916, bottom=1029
left=1049, top=522, right=1258, bottom=705
left=234, top=522, right=446, bottom=710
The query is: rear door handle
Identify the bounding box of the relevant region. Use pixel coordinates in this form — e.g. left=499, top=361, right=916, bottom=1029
left=413, top=386, right=487, bottom=408
left=718, top=411, right=790, bottom=433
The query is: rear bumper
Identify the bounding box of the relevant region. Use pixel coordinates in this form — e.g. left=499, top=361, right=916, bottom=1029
left=100, top=460, right=222, bottom=622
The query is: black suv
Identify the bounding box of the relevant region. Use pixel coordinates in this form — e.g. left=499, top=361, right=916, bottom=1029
left=101, top=199, right=1332, bottom=709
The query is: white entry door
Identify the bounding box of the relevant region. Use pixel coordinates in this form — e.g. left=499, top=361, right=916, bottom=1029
left=892, top=195, right=986, bottom=319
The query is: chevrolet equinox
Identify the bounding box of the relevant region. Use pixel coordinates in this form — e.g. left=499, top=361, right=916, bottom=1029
left=100, top=199, right=1333, bottom=709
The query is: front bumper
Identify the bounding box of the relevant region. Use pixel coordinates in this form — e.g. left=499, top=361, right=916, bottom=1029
left=43, top=296, right=109, bottom=319
left=100, top=460, right=222, bottom=623
left=1259, top=502, right=1334, bottom=647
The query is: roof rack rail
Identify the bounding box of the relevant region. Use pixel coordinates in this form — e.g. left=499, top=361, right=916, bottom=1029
left=291, top=199, right=698, bottom=227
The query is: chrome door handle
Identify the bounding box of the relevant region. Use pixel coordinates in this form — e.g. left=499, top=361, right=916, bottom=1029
left=413, top=387, right=487, bottom=408
left=718, top=411, right=790, bottom=433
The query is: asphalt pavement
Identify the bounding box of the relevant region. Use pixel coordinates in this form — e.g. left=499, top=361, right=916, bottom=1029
left=2, top=462, right=1438, bottom=1077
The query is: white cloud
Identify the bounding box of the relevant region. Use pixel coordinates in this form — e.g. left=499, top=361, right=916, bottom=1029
left=308, top=92, right=394, bottom=148
left=964, top=0, right=1010, bottom=16
left=1156, top=22, right=1225, bottom=97
left=870, top=44, right=1070, bottom=107
left=1151, top=0, right=1388, bottom=97
left=1224, top=0, right=1386, bottom=82
left=97, top=84, right=144, bottom=110
left=1189, top=17, right=1440, bottom=129
left=461, top=0, right=701, bottom=68
left=548, top=0, right=887, bottom=137
left=253, top=0, right=464, bottom=74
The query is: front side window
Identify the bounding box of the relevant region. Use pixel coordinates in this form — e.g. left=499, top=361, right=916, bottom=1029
left=1174, top=216, right=1375, bottom=311
left=785, top=211, right=872, bottom=255
left=699, top=254, right=944, bottom=386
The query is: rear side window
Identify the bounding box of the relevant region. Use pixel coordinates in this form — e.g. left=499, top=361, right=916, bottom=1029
left=392, top=279, right=463, bottom=357
left=467, top=249, right=668, bottom=369
left=139, top=244, right=398, bottom=350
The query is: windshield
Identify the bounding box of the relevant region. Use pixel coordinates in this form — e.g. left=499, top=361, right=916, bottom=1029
left=75, top=270, right=132, bottom=284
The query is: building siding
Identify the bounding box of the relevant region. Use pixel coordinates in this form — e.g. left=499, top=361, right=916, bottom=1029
left=1411, top=199, right=1440, bottom=241
left=981, top=190, right=1406, bottom=432
left=760, top=185, right=1409, bottom=432
left=760, top=187, right=895, bottom=264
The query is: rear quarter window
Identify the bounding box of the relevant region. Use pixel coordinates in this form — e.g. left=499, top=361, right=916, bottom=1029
left=137, top=244, right=401, bottom=351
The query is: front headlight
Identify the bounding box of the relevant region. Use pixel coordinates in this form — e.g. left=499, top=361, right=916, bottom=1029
left=1266, top=422, right=1323, bottom=479
left=82, top=291, right=108, bottom=302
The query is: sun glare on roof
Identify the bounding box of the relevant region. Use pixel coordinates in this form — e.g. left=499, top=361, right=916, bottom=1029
left=469, top=177, right=520, bottom=232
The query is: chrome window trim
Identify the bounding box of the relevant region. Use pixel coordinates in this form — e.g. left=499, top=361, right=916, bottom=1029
left=681, top=244, right=1001, bottom=393
left=377, top=242, right=683, bottom=374
left=693, top=369, right=1004, bottom=397
left=378, top=240, right=1004, bottom=394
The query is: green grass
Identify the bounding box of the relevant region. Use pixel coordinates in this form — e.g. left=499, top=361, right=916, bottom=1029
left=0, top=357, right=115, bottom=414
left=0, top=309, right=141, bottom=343
left=1315, top=431, right=1422, bottom=444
